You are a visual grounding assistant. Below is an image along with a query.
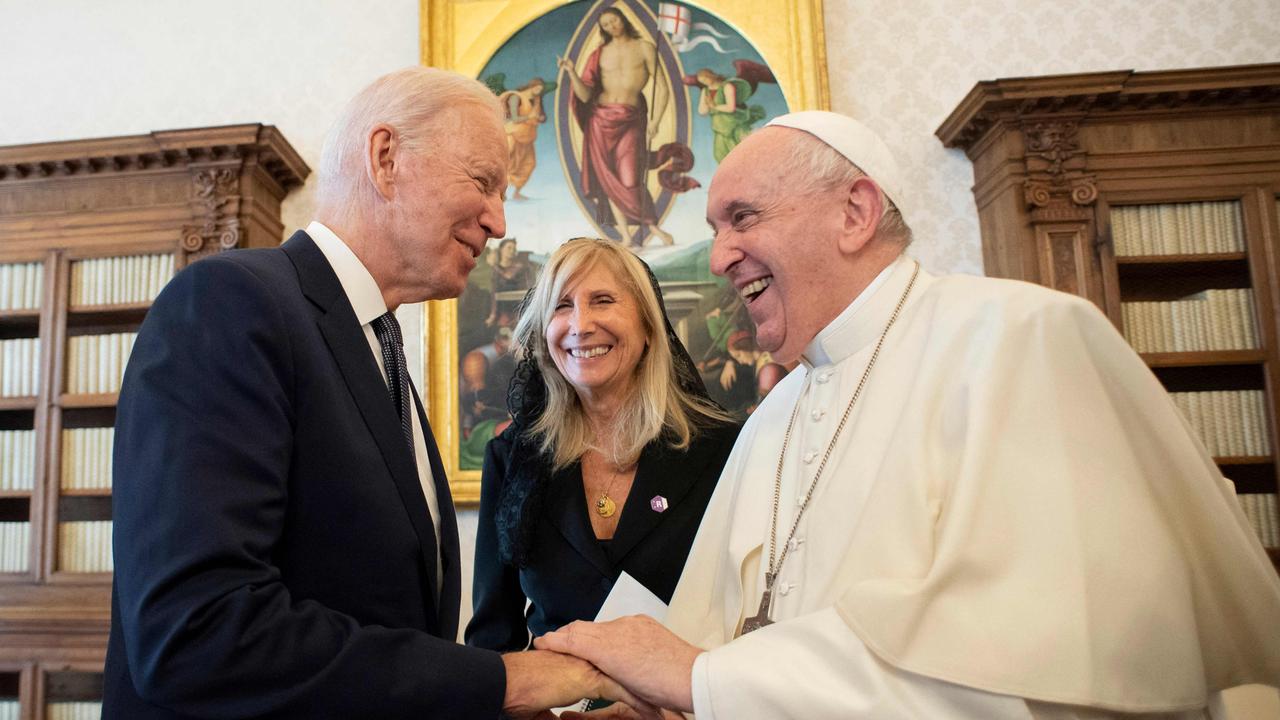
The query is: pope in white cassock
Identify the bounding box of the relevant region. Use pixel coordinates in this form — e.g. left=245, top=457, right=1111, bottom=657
left=536, top=111, right=1280, bottom=719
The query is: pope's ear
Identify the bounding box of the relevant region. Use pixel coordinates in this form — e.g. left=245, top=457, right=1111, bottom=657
left=837, top=177, right=885, bottom=255
left=366, top=124, right=398, bottom=200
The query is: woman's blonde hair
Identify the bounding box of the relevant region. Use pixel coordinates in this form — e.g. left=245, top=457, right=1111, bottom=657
left=512, top=238, right=730, bottom=470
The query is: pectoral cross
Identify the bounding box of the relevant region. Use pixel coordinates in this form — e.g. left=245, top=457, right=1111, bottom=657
left=739, top=572, right=775, bottom=636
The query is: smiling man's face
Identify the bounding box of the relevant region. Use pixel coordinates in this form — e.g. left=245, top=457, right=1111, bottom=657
left=388, top=103, right=508, bottom=302
left=706, top=128, right=850, bottom=363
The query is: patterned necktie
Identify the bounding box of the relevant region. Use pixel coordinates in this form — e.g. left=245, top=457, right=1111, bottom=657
left=371, top=311, right=415, bottom=461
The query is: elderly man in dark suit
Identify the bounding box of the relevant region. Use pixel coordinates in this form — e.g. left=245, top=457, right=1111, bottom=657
left=103, top=66, right=648, bottom=719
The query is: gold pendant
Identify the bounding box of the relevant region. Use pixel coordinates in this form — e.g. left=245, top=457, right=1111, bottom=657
left=595, top=494, right=617, bottom=517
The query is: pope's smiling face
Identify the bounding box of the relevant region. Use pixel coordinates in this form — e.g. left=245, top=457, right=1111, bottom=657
left=707, top=128, right=850, bottom=363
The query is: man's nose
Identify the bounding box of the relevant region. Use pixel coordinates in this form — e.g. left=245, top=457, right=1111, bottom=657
left=709, top=233, right=740, bottom=278
left=482, top=194, right=506, bottom=239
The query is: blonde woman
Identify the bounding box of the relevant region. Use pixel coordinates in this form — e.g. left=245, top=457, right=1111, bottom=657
left=466, top=238, right=739, bottom=652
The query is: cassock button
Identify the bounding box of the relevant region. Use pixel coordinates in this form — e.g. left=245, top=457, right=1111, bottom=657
left=810, top=409, right=825, bottom=421
left=778, top=582, right=795, bottom=596
left=802, top=451, right=817, bottom=464
left=816, top=372, right=831, bottom=384
left=788, top=537, right=805, bottom=551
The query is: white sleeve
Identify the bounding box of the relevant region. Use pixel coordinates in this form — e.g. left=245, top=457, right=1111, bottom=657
left=689, top=607, right=1035, bottom=719
left=689, top=607, right=1218, bottom=719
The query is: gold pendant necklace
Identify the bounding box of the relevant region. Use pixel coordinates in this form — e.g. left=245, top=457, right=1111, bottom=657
left=741, top=261, right=919, bottom=637
left=591, top=456, right=632, bottom=518
left=595, top=494, right=617, bottom=517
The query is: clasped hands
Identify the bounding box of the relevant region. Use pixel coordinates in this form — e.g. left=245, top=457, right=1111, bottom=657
left=502, top=615, right=700, bottom=719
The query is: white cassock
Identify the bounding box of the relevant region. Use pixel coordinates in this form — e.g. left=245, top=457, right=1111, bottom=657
left=667, top=255, right=1280, bottom=719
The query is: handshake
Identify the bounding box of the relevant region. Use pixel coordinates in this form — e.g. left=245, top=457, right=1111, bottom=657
left=501, top=615, right=700, bottom=719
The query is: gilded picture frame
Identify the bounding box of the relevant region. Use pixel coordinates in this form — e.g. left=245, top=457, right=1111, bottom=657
left=421, top=0, right=830, bottom=504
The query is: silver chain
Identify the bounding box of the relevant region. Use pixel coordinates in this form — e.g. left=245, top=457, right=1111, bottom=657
left=765, top=262, right=920, bottom=589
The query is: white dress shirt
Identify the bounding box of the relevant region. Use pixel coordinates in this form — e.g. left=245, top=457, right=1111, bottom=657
left=307, top=221, right=443, bottom=594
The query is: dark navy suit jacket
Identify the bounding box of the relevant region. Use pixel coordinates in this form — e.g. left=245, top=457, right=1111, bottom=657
left=466, top=420, right=740, bottom=651
left=103, top=231, right=505, bottom=719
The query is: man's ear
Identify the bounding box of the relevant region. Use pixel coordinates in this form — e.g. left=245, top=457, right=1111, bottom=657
left=837, top=177, right=885, bottom=255
left=366, top=124, right=398, bottom=200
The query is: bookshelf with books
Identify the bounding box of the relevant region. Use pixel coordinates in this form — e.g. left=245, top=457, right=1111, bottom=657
left=0, top=125, right=307, bottom=716
left=938, top=64, right=1280, bottom=570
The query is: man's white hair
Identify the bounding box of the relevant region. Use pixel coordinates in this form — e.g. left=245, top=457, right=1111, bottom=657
left=316, top=66, right=502, bottom=216
left=773, top=130, right=912, bottom=245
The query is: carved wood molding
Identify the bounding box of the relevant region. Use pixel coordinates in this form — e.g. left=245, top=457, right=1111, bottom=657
left=937, top=63, right=1280, bottom=152
left=181, top=167, right=243, bottom=258
left=0, top=124, right=309, bottom=193
left=1021, top=121, right=1098, bottom=222
left=0, top=124, right=308, bottom=257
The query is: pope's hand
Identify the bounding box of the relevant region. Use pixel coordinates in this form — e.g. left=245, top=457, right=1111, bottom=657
left=500, top=649, right=660, bottom=720
left=534, top=615, right=700, bottom=713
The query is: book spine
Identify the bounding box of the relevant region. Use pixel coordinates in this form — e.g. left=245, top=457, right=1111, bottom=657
left=1223, top=391, right=1238, bottom=457
left=1113, top=208, right=1132, bottom=256
left=1163, top=204, right=1181, bottom=254
left=0, top=264, right=11, bottom=311
left=1227, top=202, right=1244, bottom=252
left=1262, top=494, right=1279, bottom=548
left=0, top=522, right=30, bottom=573
left=1240, top=494, right=1264, bottom=546
left=1208, top=201, right=1225, bottom=254
left=61, top=429, right=74, bottom=491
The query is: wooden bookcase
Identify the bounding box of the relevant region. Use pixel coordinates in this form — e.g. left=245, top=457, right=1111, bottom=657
left=937, top=63, right=1280, bottom=570
left=0, top=125, right=308, bottom=717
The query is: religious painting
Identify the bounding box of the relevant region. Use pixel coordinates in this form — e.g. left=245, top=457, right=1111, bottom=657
left=422, top=0, right=829, bottom=502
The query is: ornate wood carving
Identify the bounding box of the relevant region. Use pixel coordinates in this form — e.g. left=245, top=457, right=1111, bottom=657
left=0, top=128, right=307, bottom=192
left=936, top=65, right=1280, bottom=151
left=1021, top=120, right=1098, bottom=223
left=0, top=125, right=309, bottom=257
left=182, top=167, right=243, bottom=259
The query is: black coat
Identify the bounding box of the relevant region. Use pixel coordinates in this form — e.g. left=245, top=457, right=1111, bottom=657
left=103, top=232, right=504, bottom=719
left=466, top=420, right=740, bottom=651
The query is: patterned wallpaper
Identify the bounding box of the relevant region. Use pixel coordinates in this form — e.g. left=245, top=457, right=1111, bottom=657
left=824, top=0, right=1280, bottom=275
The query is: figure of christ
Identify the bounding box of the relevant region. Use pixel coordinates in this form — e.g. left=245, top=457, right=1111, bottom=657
left=559, top=7, right=675, bottom=247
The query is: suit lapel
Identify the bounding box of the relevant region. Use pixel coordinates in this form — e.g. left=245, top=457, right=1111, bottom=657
left=409, top=378, right=462, bottom=640
left=547, top=463, right=614, bottom=578
left=283, top=232, right=442, bottom=618
left=607, top=442, right=704, bottom=563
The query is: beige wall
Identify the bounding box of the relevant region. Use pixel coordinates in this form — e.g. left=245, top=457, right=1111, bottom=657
left=825, top=0, right=1279, bottom=274
left=3, top=2, right=1277, bottom=711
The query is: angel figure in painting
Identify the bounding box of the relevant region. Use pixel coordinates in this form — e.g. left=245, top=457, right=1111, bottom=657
left=687, top=59, right=777, bottom=162
left=485, top=74, right=557, bottom=201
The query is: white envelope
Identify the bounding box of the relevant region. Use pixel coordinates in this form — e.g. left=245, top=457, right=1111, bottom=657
left=553, top=571, right=669, bottom=715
